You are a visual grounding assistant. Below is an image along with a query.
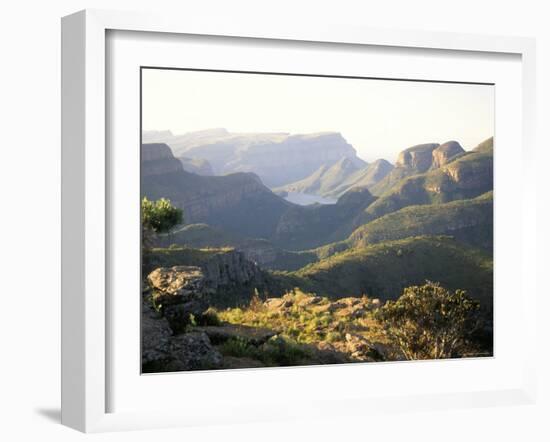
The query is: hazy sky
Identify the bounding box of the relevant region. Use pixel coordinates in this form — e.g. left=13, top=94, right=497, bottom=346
left=142, top=68, right=494, bottom=163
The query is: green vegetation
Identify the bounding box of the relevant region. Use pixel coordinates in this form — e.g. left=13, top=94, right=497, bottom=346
left=214, top=289, right=390, bottom=366
left=274, top=156, right=376, bottom=198
left=272, top=187, right=375, bottom=250
left=141, top=136, right=494, bottom=370
left=312, top=192, right=493, bottom=261
left=349, top=192, right=493, bottom=250
left=155, top=223, right=317, bottom=271
left=375, top=282, right=482, bottom=359
left=275, top=236, right=493, bottom=304
left=359, top=138, right=493, bottom=227
left=219, top=335, right=312, bottom=367
left=141, top=197, right=183, bottom=233
left=212, top=283, right=489, bottom=365
left=217, top=289, right=361, bottom=345
left=326, top=159, right=394, bottom=198
left=141, top=197, right=183, bottom=256
left=142, top=164, right=290, bottom=239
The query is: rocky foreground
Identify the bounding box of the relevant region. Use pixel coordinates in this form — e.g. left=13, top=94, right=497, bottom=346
left=142, top=265, right=398, bottom=373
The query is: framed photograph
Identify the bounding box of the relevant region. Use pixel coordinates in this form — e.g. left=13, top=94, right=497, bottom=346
left=61, top=9, right=537, bottom=432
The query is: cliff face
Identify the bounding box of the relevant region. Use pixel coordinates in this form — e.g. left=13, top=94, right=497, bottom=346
left=357, top=138, right=493, bottom=228
left=147, top=129, right=365, bottom=187
left=222, top=132, right=364, bottom=187
left=147, top=247, right=270, bottom=307
left=395, top=143, right=440, bottom=171
left=141, top=143, right=291, bottom=238
left=371, top=143, right=438, bottom=196
left=431, top=141, right=465, bottom=169
left=141, top=143, right=184, bottom=176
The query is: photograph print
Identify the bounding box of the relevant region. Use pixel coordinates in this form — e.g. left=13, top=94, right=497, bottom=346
left=140, top=68, right=494, bottom=373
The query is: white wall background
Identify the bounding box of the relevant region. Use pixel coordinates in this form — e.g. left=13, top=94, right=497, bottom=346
left=0, top=1, right=547, bottom=441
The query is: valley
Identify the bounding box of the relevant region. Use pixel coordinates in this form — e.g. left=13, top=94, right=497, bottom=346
left=141, top=129, right=494, bottom=371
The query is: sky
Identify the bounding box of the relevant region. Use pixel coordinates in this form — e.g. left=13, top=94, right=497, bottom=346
left=142, top=68, right=494, bottom=163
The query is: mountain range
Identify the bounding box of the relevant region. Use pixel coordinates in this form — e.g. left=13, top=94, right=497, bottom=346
left=142, top=136, right=493, bottom=249
left=143, top=129, right=365, bottom=187
left=141, top=128, right=494, bottom=371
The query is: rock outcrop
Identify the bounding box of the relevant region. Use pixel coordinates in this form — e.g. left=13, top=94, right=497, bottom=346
left=199, top=250, right=267, bottom=294
left=166, top=332, right=223, bottom=371
left=371, top=143, right=439, bottom=196
left=141, top=143, right=184, bottom=176
left=396, top=143, right=440, bottom=171
left=146, top=247, right=270, bottom=307
left=194, top=324, right=276, bottom=346
left=147, top=266, right=208, bottom=332
left=431, top=141, right=465, bottom=169
left=141, top=297, right=173, bottom=367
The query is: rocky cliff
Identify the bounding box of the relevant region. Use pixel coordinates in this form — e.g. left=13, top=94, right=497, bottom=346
left=147, top=129, right=366, bottom=187
left=141, top=143, right=292, bottom=238
left=431, top=141, right=465, bottom=169
left=395, top=143, right=440, bottom=171
left=370, top=141, right=467, bottom=196
left=355, top=138, right=493, bottom=228
left=141, top=143, right=184, bottom=176
left=146, top=246, right=271, bottom=307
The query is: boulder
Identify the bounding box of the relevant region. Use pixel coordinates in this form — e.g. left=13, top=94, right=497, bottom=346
left=141, top=298, right=173, bottom=369
left=344, top=333, right=381, bottom=362
left=194, top=324, right=276, bottom=346
left=264, top=297, right=292, bottom=310
left=165, top=331, right=223, bottom=371
left=147, top=266, right=208, bottom=332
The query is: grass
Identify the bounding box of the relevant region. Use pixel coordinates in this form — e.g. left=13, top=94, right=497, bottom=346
left=218, top=335, right=312, bottom=366
left=348, top=192, right=493, bottom=250
left=271, top=236, right=493, bottom=306
left=215, top=289, right=388, bottom=359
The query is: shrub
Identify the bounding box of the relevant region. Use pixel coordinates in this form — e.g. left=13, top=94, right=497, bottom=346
left=375, top=281, right=480, bottom=360
left=220, top=337, right=255, bottom=358
left=141, top=197, right=183, bottom=233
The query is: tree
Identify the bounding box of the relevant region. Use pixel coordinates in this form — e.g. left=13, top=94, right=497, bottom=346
left=375, top=281, right=480, bottom=360
left=141, top=197, right=183, bottom=250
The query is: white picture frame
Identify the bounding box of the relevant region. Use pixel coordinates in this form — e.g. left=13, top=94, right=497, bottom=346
left=61, top=9, right=538, bottom=433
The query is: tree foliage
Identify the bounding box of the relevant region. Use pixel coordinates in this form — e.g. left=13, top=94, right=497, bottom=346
left=375, top=281, right=480, bottom=360
left=141, top=197, right=183, bottom=252
left=141, top=197, right=183, bottom=233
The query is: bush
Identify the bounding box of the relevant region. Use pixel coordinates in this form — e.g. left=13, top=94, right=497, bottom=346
left=219, top=336, right=310, bottom=367
left=141, top=197, right=183, bottom=233
left=196, top=309, right=222, bottom=326
left=375, top=281, right=480, bottom=360
left=220, top=337, right=255, bottom=358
